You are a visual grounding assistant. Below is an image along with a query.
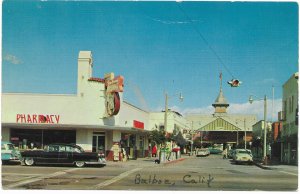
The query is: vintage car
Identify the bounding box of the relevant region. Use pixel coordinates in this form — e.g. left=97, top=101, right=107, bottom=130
left=228, top=149, right=236, bottom=159
left=232, top=149, right=253, bottom=164
left=208, top=147, right=223, bottom=154
left=1, top=141, right=21, bottom=164
left=21, top=143, right=106, bottom=167
left=196, top=148, right=210, bottom=157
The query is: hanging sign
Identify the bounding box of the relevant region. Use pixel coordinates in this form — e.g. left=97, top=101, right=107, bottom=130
left=104, top=73, right=124, bottom=117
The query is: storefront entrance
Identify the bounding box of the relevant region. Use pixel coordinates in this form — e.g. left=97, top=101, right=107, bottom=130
left=92, top=132, right=105, bottom=154
left=139, top=135, right=145, bottom=158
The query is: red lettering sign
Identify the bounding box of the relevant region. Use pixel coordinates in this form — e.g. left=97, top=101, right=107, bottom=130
left=133, top=120, right=144, bottom=130
left=16, top=114, right=60, bottom=124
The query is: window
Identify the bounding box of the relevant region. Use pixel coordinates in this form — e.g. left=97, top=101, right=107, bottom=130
left=48, top=145, right=59, bottom=152
left=289, top=98, right=292, bottom=113
left=7, top=144, right=14, bottom=150
left=65, top=146, right=74, bottom=152
left=284, top=100, right=287, bottom=114
left=292, top=95, right=294, bottom=113
left=59, top=146, right=66, bottom=152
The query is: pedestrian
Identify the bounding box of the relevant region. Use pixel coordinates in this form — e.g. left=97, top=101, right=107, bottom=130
left=222, top=149, right=228, bottom=159
left=152, top=144, right=157, bottom=157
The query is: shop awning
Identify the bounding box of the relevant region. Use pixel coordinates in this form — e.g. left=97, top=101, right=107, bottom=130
left=2, top=123, right=149, bottom=133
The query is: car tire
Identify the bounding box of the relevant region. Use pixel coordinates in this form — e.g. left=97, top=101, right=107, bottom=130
left=75, top=161, right=85, bottom=168
left=24, top=157, right=35, bottom=166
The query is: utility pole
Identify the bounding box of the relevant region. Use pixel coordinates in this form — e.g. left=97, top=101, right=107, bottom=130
left=164, top=93, right=168, bottom=132
left=244, top=118, right=246, bottom=149
left=263, top=95, right=267, bottom=163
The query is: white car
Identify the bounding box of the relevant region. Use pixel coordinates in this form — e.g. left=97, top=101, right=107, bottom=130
left=196, top=148, right=210, bottom=157
left=232, top=149, right=253, bottom=164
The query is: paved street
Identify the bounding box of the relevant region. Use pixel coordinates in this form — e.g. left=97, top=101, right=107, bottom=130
left=2, top=155, right=298, bottom=190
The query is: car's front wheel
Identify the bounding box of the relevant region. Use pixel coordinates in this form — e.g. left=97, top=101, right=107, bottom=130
left=24, top=157, right=35, bottom=166
left=75, top=161, right=85, bottom=168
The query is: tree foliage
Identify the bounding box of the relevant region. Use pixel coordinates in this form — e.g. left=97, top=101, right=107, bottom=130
left=149, top=129, right=167, bottom=145
left=171, top=131, right=188, bottom=147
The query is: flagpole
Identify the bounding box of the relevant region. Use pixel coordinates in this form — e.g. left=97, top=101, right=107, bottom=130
left=220, top=71, right=223, bottom=90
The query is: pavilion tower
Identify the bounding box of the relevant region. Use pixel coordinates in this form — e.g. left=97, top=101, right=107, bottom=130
left=212, top=72, right=229, bottom=114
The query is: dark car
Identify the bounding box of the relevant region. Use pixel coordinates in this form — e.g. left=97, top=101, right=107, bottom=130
left=21, top=143, right=106, bottom=167
left=208, top=147, right=223, bottom=154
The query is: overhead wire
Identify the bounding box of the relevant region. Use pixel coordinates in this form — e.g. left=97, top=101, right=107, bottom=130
left=176, top=3, right=235, bottom=79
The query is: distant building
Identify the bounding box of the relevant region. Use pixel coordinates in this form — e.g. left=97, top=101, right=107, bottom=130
left=149, top=111, right=190, bottom=135
left=251, top=120, right=272, bottom=159
left=271, top=122, right=283, bottom=162
left=278, top=72, right=298, bottom=165
left=186, top=86, right=257, bottom=149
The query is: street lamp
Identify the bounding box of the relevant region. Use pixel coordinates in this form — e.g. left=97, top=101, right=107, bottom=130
left=249, top=94, right=267, bottom=163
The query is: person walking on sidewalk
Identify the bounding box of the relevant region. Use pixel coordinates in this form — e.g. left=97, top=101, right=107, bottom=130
left=152, top=144, right=157, bottom=157
left=222, top=148, right=228, bottom=159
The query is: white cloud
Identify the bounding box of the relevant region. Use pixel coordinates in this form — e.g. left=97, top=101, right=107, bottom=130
left=147, top=16, right=201, bottom=25
left=4, top=54, right=22, bottom=65
left=181, top=106, right=214, bottom=115
left=227, top=99, right=282, bottom=121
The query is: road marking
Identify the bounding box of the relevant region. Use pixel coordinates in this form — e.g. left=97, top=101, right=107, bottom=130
left=3, top=168, right=79, bottom=189
left=93, top=167, right=142, bottom=189
left=279, top=171, right=298, bottom=176
left=2, top=173, right=42, bottom=176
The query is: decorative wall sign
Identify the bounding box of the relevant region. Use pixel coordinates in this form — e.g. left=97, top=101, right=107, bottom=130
left=104, top=73, right=124, bottom=117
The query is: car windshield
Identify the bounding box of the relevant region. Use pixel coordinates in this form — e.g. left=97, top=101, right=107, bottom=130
left=7, top=144, right=15, bottom=150
left=2, top=143, right=14, bottom=150
left=74, top=146, right=84, bottom=153
left=238, top=150, right=250, bottom=154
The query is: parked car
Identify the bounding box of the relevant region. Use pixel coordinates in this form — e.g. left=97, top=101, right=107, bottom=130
left=208, top=147, right=223, bottom=154
left=21, top=143, right=106, bottom=167
left=196, top=148, right=210, bottom=157
left=228, top=149, right=236, bottom=159
left=1, top=141, right=21, bottom=164
left=232, top=149, right=253, bottom=164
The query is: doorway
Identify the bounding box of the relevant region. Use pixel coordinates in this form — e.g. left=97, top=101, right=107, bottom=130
left=92, top=132, right=105, bottom=154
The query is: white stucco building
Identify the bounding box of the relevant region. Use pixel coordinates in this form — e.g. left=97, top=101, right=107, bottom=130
left=2, top=51, right=151, bottom=160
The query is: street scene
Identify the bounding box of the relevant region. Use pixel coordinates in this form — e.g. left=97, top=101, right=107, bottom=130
left=2, top=154, right=298, bottom=190
left=2, top=0, right=298, bottom=192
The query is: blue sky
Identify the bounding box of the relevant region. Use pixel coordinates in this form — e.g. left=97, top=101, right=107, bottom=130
left=2, top=1, right=298, bottom=120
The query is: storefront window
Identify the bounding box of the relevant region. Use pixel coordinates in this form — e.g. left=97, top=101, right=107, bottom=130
left=10, top=129, right=76, bottom=149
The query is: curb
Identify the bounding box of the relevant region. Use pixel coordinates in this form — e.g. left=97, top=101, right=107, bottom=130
left=253, top=161, right=273, bottom=170
left=163, top=157, right=185, bottom=165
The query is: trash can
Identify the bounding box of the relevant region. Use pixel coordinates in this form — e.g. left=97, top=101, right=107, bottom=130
left=160, top=148, right=166, bottom=163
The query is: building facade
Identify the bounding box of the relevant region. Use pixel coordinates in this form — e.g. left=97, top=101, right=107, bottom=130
left=1, top=51, right=150, bottom=161
left=186, top=87, right=257, bottom=149
left=2, top=51, right=192, bottom=161
left=279, top=72, right=298, bottom=165
left=271, top=122, right=283, bottom=163
left=251, top=120, right=272, bottom=159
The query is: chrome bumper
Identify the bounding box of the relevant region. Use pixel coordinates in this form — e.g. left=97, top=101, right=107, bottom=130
left=85, top=159, right=106, bottom=165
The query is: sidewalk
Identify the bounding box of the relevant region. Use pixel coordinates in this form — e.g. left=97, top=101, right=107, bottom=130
left=106, top=155, right=187, bottom=168
left=253, top=158, right=298, bottom=173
